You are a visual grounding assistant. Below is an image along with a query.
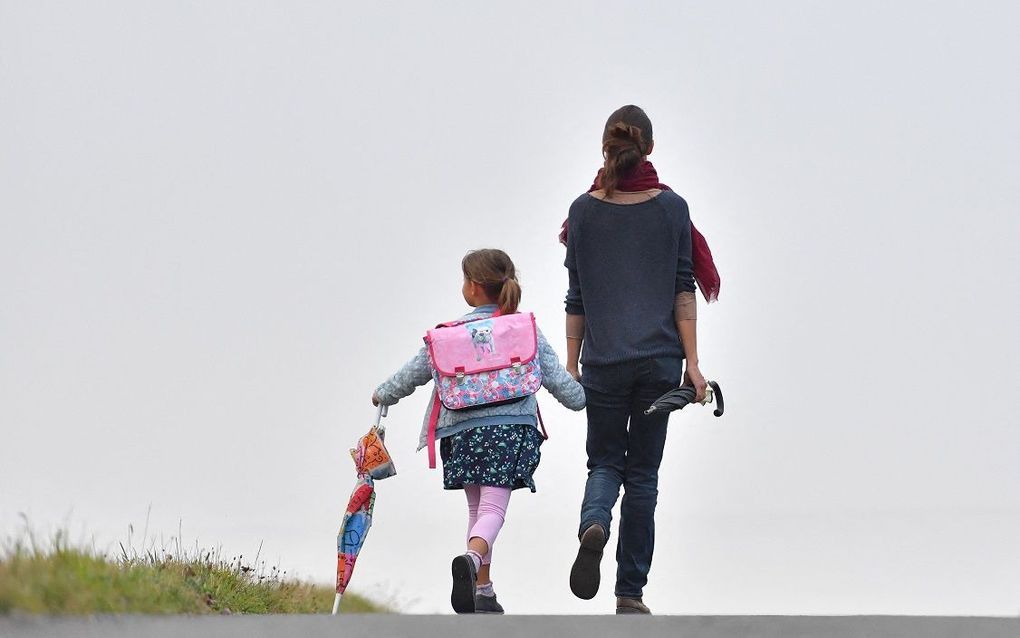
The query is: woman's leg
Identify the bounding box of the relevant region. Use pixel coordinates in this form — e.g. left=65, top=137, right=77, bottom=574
left=578, top=362, right=634, bottom=539
left=615, top=357, right=683, bottom=600
left=571, top=361, right=635, bottom=600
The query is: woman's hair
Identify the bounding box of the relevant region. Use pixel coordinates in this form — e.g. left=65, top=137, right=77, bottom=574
left=601, top=105, right=653, bottom=197
left=461, top=248, right=521, bottom=315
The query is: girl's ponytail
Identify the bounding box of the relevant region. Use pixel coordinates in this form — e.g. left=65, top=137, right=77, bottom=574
left=462, top=248, right=522, bottom=315
left=497, top=276, right=521, bottom=316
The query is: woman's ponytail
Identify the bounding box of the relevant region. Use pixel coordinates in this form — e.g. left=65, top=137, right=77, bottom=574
left=599, top=105, right=654, bottom=198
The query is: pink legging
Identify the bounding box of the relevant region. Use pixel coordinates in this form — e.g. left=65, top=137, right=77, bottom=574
left=464, top=484, right=511, bottom=565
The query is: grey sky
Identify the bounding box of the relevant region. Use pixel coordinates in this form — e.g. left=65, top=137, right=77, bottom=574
left=2, top=1, right=1018, bottom=615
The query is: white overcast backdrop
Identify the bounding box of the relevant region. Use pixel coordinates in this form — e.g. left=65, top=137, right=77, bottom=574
left=2, top=1, right=1018, bottom=616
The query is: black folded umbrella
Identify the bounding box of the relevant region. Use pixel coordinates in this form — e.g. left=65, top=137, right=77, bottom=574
left=644, top=380, right=725, bottom=417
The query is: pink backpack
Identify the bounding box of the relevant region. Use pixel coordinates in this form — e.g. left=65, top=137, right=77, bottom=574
left=422, top=311, right=545, bottom=467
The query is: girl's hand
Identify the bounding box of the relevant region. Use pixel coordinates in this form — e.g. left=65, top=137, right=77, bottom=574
left=684, top=363, right=708, bottom=403
left=566, top=365, right=581, bottom=382
left=371, top=392, right=381, bottom=407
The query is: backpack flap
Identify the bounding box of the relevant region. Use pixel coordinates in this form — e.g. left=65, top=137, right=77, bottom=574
left=425, top=312, right=542, bottom=410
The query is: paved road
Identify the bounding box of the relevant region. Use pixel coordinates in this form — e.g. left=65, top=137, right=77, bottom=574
left=2, top=615, right=1018, bottom=638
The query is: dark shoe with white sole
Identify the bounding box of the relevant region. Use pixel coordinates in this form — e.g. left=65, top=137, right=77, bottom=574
left=569, top=523, right=607, bottom=600
left=450, top=554, right=477, bottom=614
left=616, top=596, right=651, bottom=615
left=474, top=592, right=505, bottom=614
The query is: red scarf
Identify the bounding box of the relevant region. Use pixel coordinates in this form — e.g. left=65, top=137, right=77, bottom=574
left=558, top=161, right=720, bottom=303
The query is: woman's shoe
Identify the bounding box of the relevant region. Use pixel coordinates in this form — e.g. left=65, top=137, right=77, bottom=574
left=569, top=523, right=607, bottom=600
left=615, top=596, right=651, bottom=615
left=450, top=554, right=477, bottom=614
left=474, top=592, right=505, bottom=614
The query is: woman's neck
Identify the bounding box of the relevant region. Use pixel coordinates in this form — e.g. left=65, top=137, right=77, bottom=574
left=590, top=188, right=662, bottom=204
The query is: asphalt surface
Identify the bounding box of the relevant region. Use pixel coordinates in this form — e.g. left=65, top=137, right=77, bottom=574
left=2, top=615, right=1018, bottom=638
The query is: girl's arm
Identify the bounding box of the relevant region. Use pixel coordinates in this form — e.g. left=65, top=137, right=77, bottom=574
left=536, top=330, right=586, bottom=411
left=373, top=346, right=432, bottom=406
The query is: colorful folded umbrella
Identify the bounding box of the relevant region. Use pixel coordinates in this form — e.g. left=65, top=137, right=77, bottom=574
left=332, top=405, right=395, bottom=615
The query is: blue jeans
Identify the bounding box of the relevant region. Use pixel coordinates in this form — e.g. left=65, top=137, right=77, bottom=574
left=578, top=356, right=684, bottom=599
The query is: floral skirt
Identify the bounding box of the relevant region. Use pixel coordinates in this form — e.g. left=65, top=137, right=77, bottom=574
left=439, top=424, right=543, bottom=492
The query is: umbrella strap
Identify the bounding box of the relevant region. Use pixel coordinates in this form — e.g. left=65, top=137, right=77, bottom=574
left=427, top=390, right=441, bottom=469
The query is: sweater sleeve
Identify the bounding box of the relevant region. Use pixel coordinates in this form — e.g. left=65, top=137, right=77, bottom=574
left=374, top=346, right=433, bottom=406
left=564, top=206, right=585, bottom=315
left=674, top=198, right=696, bottom=294
left=536, top=329, right=586, bottom=411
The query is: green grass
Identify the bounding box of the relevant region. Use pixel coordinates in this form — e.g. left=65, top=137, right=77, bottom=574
left=0, top=529, right=387, bottom=615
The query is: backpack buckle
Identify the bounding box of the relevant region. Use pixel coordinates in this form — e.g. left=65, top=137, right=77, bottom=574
left=455, top=366, right=466, bottom=381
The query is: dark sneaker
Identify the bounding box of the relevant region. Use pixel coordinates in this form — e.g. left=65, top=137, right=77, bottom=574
left=450, top=554, right=477, bottom=614
left=616, top=596, right=651, bottom=615
left=474, top=592, right=505, bottom=614
left=569, top=523, right=607, bottom=600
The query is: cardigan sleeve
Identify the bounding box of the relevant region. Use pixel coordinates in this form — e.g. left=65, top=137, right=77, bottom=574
left=374, top=346, right=433, bottom=406
left=537, top=330, right=585, bottom=410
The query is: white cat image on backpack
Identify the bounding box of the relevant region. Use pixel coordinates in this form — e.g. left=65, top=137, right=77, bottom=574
left=469, top=323, right=496, bottom=360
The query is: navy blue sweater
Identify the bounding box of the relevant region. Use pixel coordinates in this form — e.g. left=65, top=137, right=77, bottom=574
left=564, top=191, right=695, bottom=365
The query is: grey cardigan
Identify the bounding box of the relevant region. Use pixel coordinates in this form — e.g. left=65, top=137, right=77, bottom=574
left=374, top=304, right=586, bottom=451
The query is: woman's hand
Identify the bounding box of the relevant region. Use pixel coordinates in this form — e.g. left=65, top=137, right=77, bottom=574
left=371, top=391, right=381, bottom=407
left=566, top=365, right=581, bottom=382
left=684, top=362, right=708, bottom=403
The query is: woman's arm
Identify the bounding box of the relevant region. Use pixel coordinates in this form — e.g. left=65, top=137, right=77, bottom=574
left=565, top=313, right=584, bottom=380
left=564, top=213, right=584, bottom=379
left=372, top=346, right=433, bottom=406
left=675, top=291, right=707, bottom=401
left=674, top=201, right=706, bottom=400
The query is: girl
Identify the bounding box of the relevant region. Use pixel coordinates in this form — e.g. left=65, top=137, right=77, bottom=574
left=563, top=105, right=710, bottom=614
left=372, top=248, right=585, bottom=614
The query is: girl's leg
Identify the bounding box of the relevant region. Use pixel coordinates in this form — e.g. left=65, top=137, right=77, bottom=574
left=464, top=484, right=481, bottom=542
left=467, top=485, right=511, bottom=583
left=463, top=485, right=486, bottom=578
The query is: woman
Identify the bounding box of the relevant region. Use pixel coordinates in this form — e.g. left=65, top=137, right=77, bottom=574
left=563, top=105, right=709, bottom=615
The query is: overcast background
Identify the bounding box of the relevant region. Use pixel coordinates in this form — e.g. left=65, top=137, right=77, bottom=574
left=2, top=0, right=1018, bottom=616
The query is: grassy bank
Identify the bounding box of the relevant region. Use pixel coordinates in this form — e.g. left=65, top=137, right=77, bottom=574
left=0, top=532, right=386, bottom=615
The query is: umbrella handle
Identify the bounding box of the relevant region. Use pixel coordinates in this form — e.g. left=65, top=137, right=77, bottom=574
left=374, top=404, right=388, bottom=434
left=708, top=380, right=724, bottom=417
left=332, top=592, right=342, bottom=615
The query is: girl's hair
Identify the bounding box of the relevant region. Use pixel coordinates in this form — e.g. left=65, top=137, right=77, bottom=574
left=601, top=104, right=653, bottom=197
left=461, top=249, right=521, bottom=315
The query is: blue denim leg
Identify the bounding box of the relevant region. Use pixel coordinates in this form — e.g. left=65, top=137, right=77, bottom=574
left=613, top=357, right=681, bottom=597
left=577, top=361, right=635, bottom=539
left=580, top=357, right=683, bottom=599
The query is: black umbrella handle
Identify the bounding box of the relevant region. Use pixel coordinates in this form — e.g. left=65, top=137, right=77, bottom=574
left=708, top=380, right=724, bottom=417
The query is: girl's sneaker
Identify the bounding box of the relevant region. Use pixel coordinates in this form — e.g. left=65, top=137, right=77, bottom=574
left=474, top=592, right=504, bottom=614
left=450, top=554, right=478, bottom=614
